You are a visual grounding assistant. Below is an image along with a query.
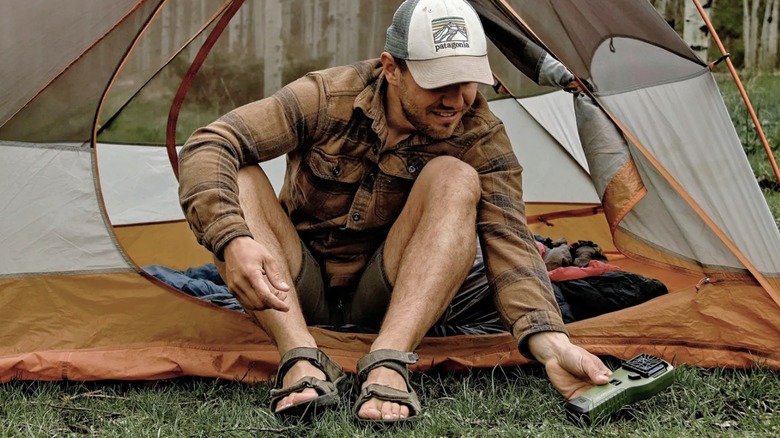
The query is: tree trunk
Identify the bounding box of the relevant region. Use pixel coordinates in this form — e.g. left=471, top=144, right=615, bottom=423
left=743, top=0, right=751, bottom=68
left=684, top=0, right=715, bottom=62
left=771, top=0, right=780, bottom=68
left=743, top=0, right=762, bottom=69
left=653, top=0, right=671, bottom=20
left=652, top=0, right=672, bottom=26
left=264, top=0, right=283, bottom=97
left=759, top=0, right=779, bottom=69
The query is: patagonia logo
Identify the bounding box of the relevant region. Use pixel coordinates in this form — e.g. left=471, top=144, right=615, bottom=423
left=431, top=16, right=470, bottom=52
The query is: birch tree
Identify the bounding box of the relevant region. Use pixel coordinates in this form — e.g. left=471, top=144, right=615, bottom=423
left=684, top=0, right=716, bottom=62
left=743, top=0, right=761, bottom=68
left=758, top=0, right=779, bottom=69
left=653, top=0, right=672, bottom=22
left=651, top=0, right=675, bottom=27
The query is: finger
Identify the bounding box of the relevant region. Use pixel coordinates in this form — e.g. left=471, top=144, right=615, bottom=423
left=262, top=259, right=291, bottom=292
left=230, top=281, right=266, bottom=310
left=249, top=273, right=290, bottom=312
left=261, top=292, right=290, bottom=312
left=585, top=357, right=612, bottom=384
left=231, top=270, right=277, bottom=311
left=237, top=282, right=288, bottom=312
left=571, top=350, right=612, bottom=385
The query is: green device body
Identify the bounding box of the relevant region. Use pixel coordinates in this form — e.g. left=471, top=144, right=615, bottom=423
left=564, top=354, right=675, bottom=425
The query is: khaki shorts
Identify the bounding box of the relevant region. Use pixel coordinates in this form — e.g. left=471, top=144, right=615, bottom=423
left=294, top=241, right=504, bottom=335
left=294, top=242, right=392, bottom=329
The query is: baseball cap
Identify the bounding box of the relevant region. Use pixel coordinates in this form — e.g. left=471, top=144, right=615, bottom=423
left=385, top=0, right=494, bottom=89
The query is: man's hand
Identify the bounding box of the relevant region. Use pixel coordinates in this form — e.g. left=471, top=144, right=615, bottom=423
left=563, top=80, right=583, bottom=93
left=563, top=78, right=594, bottom=94
left=220, top=236, right=291, bottom=312
left=528, top=331, right=612, bottom=400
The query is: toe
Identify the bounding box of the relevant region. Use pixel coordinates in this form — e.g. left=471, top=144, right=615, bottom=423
left=275, top=388, right=319, bottom=412
left=381, top=401, right=400, bottom=420
left=356, top=365, right=415, bottom=421
left=399, top=404, right=410, bottom=419
left=358, top=401, right=382, bottom=420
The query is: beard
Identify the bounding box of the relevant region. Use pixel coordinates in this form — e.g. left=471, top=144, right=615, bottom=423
left=400, top=100, right=458, bottom=140
left=397, top=77, right=464, bottom=140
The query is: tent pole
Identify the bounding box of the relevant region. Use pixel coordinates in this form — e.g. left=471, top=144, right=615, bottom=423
left=691, top=0, right=780, bottom=185
left=492, top=0, right=780, bottom=306
left=97, top=4, right=230, bottom=139
left=165, top=0, right=245, bottom=181
left=92, top=0, right=165, bottom=150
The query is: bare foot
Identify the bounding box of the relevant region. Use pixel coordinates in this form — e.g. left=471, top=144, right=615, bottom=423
left=356, top=366, right=411, bottom=421
left=274, top=360, right=326, bottom=412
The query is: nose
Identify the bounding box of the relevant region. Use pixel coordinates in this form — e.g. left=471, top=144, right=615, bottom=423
left=439, top=83, right=467, bottom=108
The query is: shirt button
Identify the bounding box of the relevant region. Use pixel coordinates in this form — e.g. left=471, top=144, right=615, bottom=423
left=407, top=165, right=417, bottom=174
left=352, top=213, right=361, bottom=222
left=331, top=166, right=341, bottom=176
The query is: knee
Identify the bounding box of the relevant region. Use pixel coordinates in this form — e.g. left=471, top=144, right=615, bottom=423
left=420, top=156, right=481, bottom=204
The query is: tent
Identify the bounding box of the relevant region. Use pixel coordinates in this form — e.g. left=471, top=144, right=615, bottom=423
left=1, top=0, right=779, bottom=383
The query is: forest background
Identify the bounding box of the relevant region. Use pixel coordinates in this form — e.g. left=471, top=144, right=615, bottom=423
left=650, top=0, right=779, bottom=71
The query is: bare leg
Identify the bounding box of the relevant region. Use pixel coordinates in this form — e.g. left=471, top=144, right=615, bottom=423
left=219, top=165, right=323, bottom=411
left=357, top=156, right=481, bottom=420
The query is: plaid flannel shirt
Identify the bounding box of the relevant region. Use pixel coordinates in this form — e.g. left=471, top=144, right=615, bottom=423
left=178, top=59, right=566, bottom=357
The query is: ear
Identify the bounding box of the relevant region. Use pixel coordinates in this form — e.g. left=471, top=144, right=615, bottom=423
left=380, top=52, right=401, bottom=86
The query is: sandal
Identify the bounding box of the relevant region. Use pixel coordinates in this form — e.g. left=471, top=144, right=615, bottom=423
left=270, top=347, right=346, bottom=419
left=352, top=349, right=422, bottom=425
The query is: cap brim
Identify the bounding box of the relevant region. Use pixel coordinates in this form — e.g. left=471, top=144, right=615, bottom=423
left=406, top=55, right=493, bottom=89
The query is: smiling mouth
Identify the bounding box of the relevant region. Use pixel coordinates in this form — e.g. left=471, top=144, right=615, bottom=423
left=432, top=109, right=459, bottom=118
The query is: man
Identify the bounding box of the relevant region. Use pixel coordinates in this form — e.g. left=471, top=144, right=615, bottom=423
left=178, top=0, right=610, bottom=424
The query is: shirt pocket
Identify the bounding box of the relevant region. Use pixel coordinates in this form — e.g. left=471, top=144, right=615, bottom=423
left=374, top=153, right=432, bottom=221
left=296, top=147, right=365, bottom=220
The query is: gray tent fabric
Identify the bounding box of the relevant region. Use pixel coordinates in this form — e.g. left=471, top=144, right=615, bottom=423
left=605, top=72, right=780, bottom=275
left=472, top=0, right=704, bottom=87
left=470, top=0, right=546, bottom=83
left=574, top=94, right=636, bottom=200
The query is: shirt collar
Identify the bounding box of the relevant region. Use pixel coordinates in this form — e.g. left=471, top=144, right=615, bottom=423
left=354, top=65, right=388, bottom=142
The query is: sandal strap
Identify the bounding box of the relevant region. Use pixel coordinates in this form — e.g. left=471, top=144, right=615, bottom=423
left=270, top=375, right=333, bottom=399
left=354, top=383, right=422, bottom=417
left=352, top=350, right=422, bottom=420
left=274, top=347, right=344, bottom=390
left=356, top=349, right=418, bottom=388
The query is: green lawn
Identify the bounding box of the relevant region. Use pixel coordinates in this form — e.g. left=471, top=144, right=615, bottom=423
left=1, top=363, right=779, bottom=437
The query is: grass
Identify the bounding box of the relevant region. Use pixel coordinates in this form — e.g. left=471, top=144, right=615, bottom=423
left=717, top=72, right=780, bottom=229
left=717, top=73, right=780, bottom=164
left=2, top=364, right=778, bottom=437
